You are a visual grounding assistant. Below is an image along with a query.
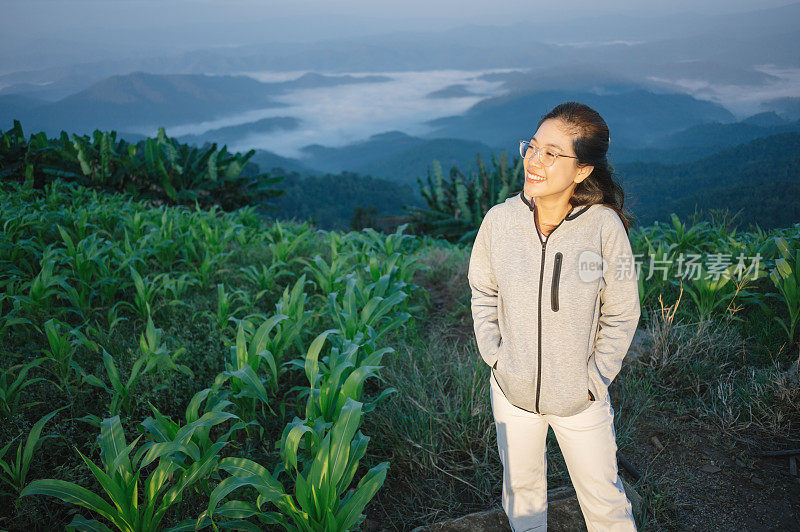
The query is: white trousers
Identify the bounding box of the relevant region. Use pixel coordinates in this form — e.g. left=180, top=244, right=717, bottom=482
left=489, top=371, right=637, bottom=532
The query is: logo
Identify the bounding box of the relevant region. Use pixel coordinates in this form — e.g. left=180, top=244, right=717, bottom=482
left=578, top=250, right=607, bottom=282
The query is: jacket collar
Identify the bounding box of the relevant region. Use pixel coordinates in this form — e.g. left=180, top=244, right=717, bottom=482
left=516, top=191, right=592, bottom=222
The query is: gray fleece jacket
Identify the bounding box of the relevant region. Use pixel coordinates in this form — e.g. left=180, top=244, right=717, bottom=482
left=468, top=192, right=640, bottom=417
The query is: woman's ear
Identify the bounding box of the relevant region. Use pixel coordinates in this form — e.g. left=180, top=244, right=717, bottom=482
left=575, top=165, right=594, bottom=184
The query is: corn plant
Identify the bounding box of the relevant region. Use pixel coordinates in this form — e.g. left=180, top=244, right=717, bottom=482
left=0, top=291, right=32, bottom=340
left=0, top=408, right=62, bottom=495
left=157, top=272, right=198, bottom=308
left=140, top=382, right=240, bottom=461
left=0, top=358, right=47, bottom=418
left=680, top=255, right=762, bottom=319
left=139, top=386, right=241, bottom=496
left=190, top=250, right=227, bottom=290
left=266, top=220, right=312, bottom=267
left=769, top=237, right=800, bottom=354
left=84, top=303, right=128, bottom=348
left=205, top=398, right=389, bottom=531
left=220, top=318, right=287, bottom=425
left=83, top=348, right=148, bottom=417
left=24, top=247, right=68, bottom=316
left=239, top=262, right=292, bottom=302
left=353, top=223, right=416, bottom=257
left=657, top=213, right=715, bottom=254
left=301, top=330, right=396, bottom=423
left=327, top=274, right=411, bottom=344
left=21, top=415, right=228, bottom=532
left=138, top=315, right=193, bottom=379
left=61, top=277, right=98, bottom=322
left=189, top=214, right=237, bottom=257
left=125, top=266, right=165, bottom=322
left=211, top=283, right=248, bottom=332
left=300, top=252, right=352, bottom=301
left=41, top=318, right=82, bottom=390
left=56, top=224, right=112, bottom=286
left=273, top=274, right=315, bottom=357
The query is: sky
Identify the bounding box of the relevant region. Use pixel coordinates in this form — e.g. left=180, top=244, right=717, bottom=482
left=2, top=0, right=798, bottom=51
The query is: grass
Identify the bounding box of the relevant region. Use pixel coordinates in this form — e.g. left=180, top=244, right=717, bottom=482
left=358, top=244, right=800, bottom=531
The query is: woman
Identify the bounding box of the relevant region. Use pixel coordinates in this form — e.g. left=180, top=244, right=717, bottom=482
left=468, top=101, right=640, bottom=531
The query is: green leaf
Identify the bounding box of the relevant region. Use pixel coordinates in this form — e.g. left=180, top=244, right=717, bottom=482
left=335, top=461, right=389, bottom=531
left=21, top=479, right=119, bottom=526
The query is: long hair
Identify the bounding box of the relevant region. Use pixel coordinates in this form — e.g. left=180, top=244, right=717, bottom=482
left=537, top=102, right=634, bottom=234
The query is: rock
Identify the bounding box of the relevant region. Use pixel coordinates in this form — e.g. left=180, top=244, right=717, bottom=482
left=701, top=464, right=722, bottom=473
left=621, top=476, right=643, bottom=520
left=410, top=487, right=585, bottom=531
left=411, top=479, right=645, bottom=531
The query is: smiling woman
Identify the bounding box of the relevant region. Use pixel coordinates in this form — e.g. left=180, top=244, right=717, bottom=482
left=468, top=101, right=640, bottom=531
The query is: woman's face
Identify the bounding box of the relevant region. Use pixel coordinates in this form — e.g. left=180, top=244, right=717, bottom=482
left=523, top=118, right=594, bottom=203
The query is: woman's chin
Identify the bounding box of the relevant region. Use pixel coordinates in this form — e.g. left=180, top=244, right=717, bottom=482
left=523, top=182, right=543, bottom=198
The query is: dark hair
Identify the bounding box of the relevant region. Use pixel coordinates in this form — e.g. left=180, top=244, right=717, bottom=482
left=537, top=101, right=634, bottom=234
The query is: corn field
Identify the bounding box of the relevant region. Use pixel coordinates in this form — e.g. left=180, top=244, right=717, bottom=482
left=1, top=176, right=799, bottom=530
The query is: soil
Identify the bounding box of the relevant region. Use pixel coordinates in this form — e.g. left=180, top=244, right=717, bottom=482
left=621, top=409, right=800, bottom=530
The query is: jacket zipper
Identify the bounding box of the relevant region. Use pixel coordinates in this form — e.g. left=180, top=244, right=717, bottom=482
left=533, top=208, right=569, bottom=413
left=551, top=252, right=563, bottom=312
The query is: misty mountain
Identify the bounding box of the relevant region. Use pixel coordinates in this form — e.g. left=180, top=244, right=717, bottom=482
left=763, top=97, right=800, bottom=121
left=299, top=131, right=496, bottom=186
left=250, top=149, right=317, bottom=177
left=612, top=114, right=800, bottom=163
left=2, top=72, right=283, bottom=136
left=425, top=88, right=735, bottom=150
left=0, top=71, right=393, bottom=137
left=176, top=117, right=301, bottom=148
left=425, top=84, right=478, bottom=99
left=620, top=131, right=800, bottom=229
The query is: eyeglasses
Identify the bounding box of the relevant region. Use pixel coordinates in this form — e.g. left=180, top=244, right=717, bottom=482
left=519, top=140, right=578, bottom=167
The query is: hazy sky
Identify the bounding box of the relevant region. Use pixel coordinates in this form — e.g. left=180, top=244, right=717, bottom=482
left=2, top=0, right=798, bottom=50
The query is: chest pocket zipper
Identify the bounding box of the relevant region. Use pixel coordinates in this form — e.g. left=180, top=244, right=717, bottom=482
left=551, top=252, right=563, bottom=312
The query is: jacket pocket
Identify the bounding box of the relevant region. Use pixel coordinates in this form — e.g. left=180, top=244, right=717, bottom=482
left=492, top=340, right=504, bottom=370
left=551, top=252, right=563, bottom=312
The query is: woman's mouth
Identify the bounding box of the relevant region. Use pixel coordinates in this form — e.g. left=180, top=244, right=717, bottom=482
left=526, top=171, right=546, bottom=183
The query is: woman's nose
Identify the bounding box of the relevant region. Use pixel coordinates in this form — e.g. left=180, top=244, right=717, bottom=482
left=525, top=153, right=543, bottom=172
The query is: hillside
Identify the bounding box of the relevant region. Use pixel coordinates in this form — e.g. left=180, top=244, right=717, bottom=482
left=424, top=88, right=735, bottom=149
left=620, top=131, right=800, bottom=228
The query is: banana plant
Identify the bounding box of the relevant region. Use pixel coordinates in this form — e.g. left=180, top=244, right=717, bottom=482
left=21, top=415, right=228, bottom=532
left=0, top=408, right=63, bottom=495
left=205, top=398, right=389, bottom=531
